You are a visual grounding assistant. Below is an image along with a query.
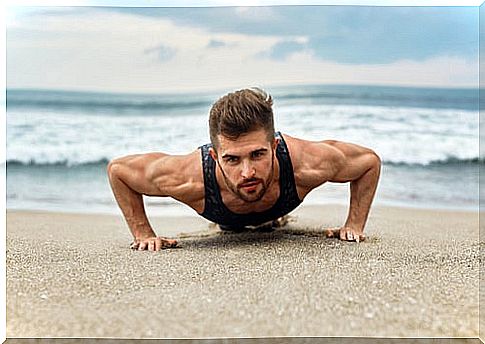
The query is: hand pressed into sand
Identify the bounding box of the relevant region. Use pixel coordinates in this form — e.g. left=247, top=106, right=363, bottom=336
left=323, top=226, right=365, bottom=243
left=130, top=236, right=178, bottom=251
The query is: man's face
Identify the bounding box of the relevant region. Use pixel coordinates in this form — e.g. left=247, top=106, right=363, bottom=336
left=210, top=129, right=278, bottom=203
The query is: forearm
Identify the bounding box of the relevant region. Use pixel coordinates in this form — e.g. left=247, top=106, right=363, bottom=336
left=108, top=170, right=156, bottom=240
left=344, top=161, right=381, bottom=233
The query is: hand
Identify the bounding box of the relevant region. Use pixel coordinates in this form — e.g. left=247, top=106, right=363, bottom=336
left=130, top=236, right=178, bottom=251
left=323, top=226, right=365, bottom=243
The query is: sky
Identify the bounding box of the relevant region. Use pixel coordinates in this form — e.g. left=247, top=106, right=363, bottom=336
left=6, top=4, right=479, bottom=93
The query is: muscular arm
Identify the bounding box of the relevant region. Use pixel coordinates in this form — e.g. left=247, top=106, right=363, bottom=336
left=326, top=141, right=381, bottom=241
left=107, top=151, right=202, bottom=251
left=292, top=137, right=381, bottom=241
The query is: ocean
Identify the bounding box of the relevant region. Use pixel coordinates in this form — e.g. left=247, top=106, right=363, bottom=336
left=6, top=84, right=480, bottom=216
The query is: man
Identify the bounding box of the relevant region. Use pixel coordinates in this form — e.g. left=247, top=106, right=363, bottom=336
left=107, top=88, right=381, bottom=251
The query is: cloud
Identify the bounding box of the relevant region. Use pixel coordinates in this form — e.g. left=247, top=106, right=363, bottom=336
left=206, top=39, right=227, bottom=48
left=6, top=7, right=478, bottom=93
left=144, top=45, right=177, bottom=62
left=261, top=39, right=308, bottom=60
left=104, top=6, right=478, bottom=65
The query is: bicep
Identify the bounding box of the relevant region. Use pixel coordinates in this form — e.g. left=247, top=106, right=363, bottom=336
left=297, top=140, right=380, bottom=188
left=108, top=153, right=169, bottom=196
left=109, top=150, right=203, bottom=203
left=294, top=142, right=345, bottom=190
left=146, top=152, right=203, bottom=199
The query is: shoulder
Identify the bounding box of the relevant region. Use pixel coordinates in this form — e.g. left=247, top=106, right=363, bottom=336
left=281, top=134, right=348, bottom=192
left=283, top=133, right=380, bottom=188
left=145, top=149, right=204, bottom=197
left=282, top=134, right=345, bottom=174
left=110, top=149, right=205, bottom=212
left=145, top=150, right=199, bottom=178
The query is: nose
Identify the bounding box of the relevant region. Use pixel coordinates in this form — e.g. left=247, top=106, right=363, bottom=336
left=241, top=160, right=256, bottom=179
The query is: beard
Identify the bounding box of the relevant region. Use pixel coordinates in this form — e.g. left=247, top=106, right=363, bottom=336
left=218, top=154, right=275, bottom=203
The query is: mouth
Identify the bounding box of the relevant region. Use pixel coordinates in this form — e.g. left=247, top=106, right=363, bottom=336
left=239, top=180, right=261, bottom=193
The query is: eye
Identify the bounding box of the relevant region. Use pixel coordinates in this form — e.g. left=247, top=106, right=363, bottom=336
left=252, top=151, right=265, bottom=159
left=225, top=157, right=239, bottom=164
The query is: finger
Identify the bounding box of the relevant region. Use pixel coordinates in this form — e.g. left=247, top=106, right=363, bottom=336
left=130, top=242, right=139, bottom=250
left=148, top=240, right=155, bottom=251
left=347, top=231, right=354, bottom=241
left=160, top=238, right=172, bottom=248
left=355, top=235, right=360, bottom=243
left=324, top=228, right=339, bottom=238
left=154, top=238, right=162, bottom=251
left=138, top=241, right=147, bottom=251
left=164, top=239, right=177, bottom=248
left=339, top=229, right=346, bottom=240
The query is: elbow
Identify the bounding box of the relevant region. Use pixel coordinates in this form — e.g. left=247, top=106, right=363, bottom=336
left=372, top=151, right=382, bottom=167
left=107, top=158, right=123, bottom=181
left=370, top=151, right=382, bottom=176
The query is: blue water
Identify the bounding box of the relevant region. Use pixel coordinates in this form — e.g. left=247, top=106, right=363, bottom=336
left=6, top=84, right=480, bottom=215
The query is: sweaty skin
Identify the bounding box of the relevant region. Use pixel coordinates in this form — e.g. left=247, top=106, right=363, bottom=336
left=107, top=129, right=381, bottom=251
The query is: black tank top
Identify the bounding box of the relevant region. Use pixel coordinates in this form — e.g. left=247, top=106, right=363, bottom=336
left=198, top=132, right=302, bottom=227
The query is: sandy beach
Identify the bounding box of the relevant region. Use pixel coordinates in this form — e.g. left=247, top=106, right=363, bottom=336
left=6, top=205, right=480, bottom=339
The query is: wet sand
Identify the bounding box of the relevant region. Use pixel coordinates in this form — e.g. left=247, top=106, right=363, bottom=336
left=6, top=205, right=480, bottom=338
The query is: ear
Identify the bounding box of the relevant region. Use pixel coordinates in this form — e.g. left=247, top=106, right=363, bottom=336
left=273, top=137, right=280, bottom=150
left=209, top=147, right=218, bottom=161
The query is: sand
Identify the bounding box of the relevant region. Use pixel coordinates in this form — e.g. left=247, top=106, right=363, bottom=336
left=6, top=205, right=480, bottom=339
